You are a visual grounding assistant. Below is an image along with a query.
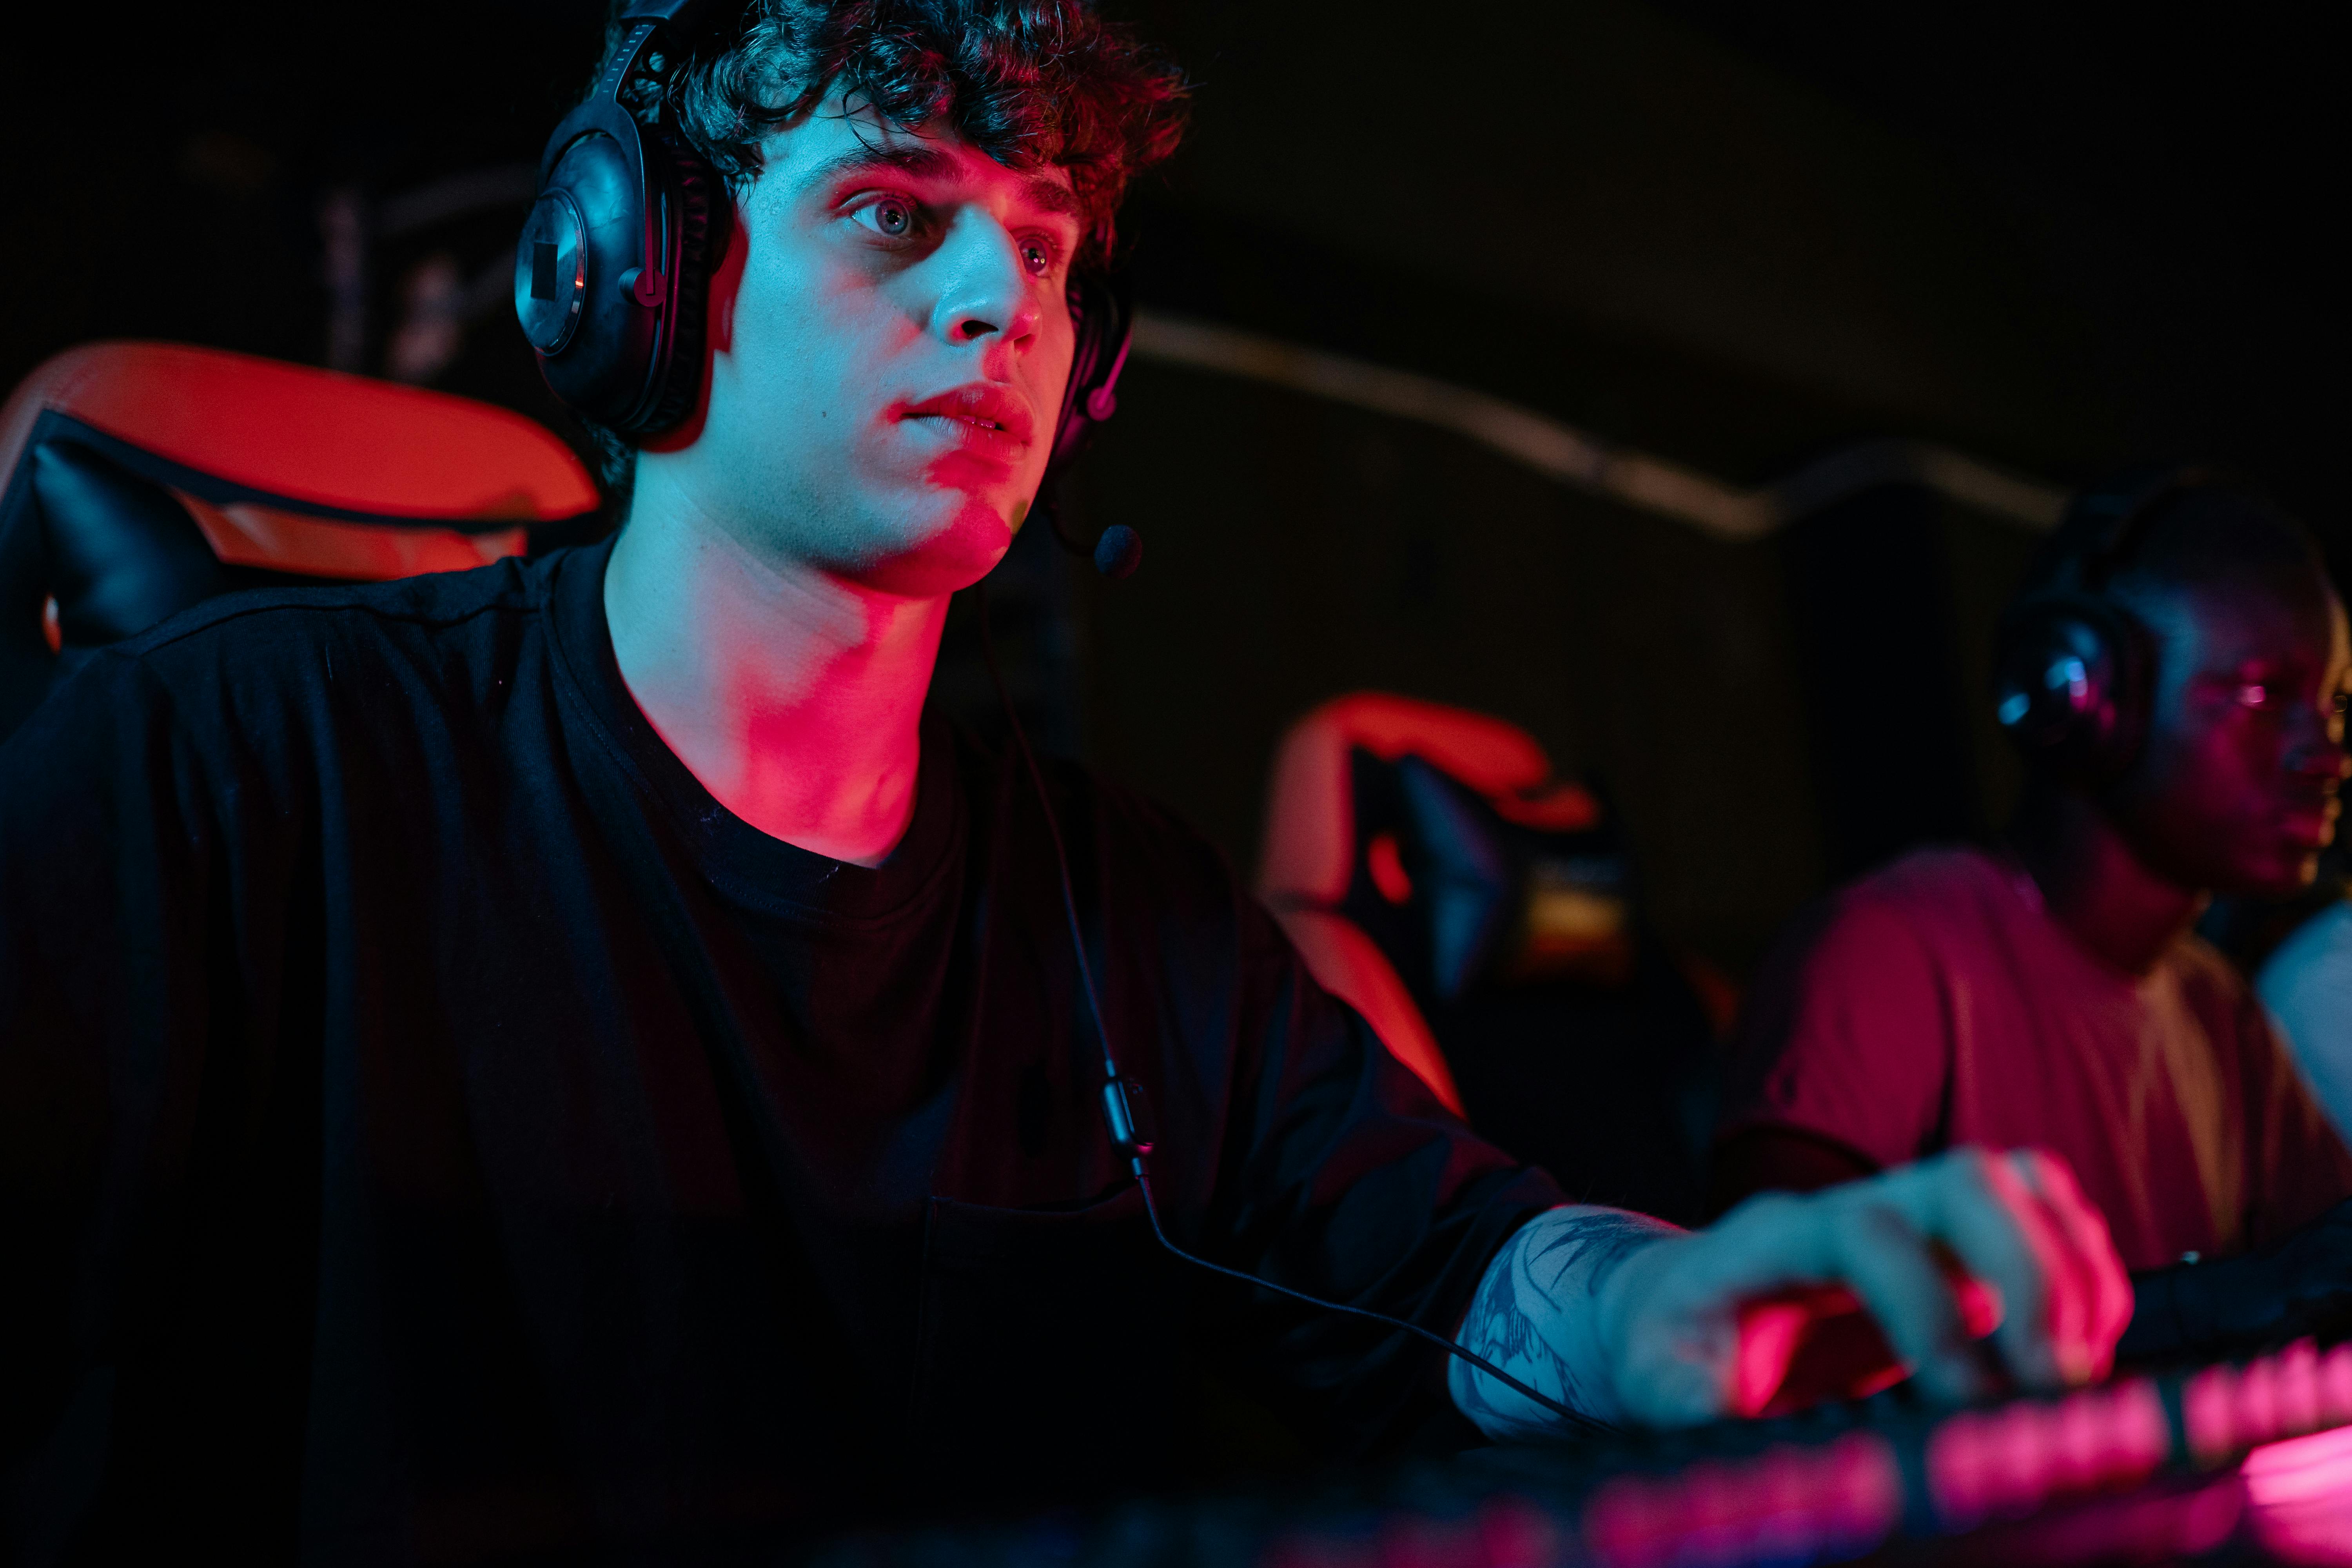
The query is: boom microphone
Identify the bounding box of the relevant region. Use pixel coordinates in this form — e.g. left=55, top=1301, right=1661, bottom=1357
left=1091, top=523, right=1143, bottom=580
left=1040, top=496, right=1145, bottom=580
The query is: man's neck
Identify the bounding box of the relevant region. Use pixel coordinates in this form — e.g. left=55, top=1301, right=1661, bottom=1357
left=602, top=475, right=947, bottom=869
left=2007, top=783, right=2205, bottom=977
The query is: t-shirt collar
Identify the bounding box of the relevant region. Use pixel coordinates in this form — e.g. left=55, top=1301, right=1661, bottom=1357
left=544, top=532, right=962, bottom=926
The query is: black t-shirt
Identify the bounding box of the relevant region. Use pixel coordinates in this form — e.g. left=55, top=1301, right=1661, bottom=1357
left=0, top=539, right=1561, bottom=1562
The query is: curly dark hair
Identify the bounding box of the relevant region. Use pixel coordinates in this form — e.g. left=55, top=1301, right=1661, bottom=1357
left=579, top=0, right=1189, bottom=496
left=655, top=0, right=1187, bottom=260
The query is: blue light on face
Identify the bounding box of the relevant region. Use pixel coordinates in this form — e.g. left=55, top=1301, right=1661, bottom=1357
left=1998, top=692, right=2031, bottom=726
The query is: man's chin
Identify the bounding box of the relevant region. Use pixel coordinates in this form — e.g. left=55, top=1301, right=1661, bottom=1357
left=849, top=503, right=1017, bottom=598
left=2217, top=846, right=2325, bottom=900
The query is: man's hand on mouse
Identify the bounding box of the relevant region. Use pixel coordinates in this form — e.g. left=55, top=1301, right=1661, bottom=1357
left=1452, top=1146, right=2133, bottom=1437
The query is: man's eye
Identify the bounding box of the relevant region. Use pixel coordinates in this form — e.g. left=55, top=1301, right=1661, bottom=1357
left=856, top=197, right=918, bottom=240
left=1018, top=236, right=1056, bottom=278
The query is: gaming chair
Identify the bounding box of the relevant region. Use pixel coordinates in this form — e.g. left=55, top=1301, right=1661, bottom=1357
left=1257, top=693, right=1732, bottom=1224
left=0, top=342, right=601, bottom=742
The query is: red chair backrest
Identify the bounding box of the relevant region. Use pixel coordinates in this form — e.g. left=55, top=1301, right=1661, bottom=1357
left=1257, top=693, right=1606, bottom=1114
left=1259, top=692, right=1733, bottom=1224
left=0, top=342, right=599, bottom=739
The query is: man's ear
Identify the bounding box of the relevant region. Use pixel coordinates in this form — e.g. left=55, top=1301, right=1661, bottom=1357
left=705, top=194, right=750, bottom=357
left=640, top=194, right=751, bottom=457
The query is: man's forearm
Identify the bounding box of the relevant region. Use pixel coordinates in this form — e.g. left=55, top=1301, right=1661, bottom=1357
left=1449, top=1204, right=1681, bottom=1440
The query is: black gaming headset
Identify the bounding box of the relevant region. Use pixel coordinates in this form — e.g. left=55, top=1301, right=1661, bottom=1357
left=1991, top=467, right=2215, bottom=786
left=512, top=0, right=1140, bottom=573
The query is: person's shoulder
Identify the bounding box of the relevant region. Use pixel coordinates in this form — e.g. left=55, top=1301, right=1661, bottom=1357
left=119, top=553, right=553, bottom=668
left=100, top=554, right=560, bottom=701
left=1800, top=845, right=2009, bottom=946
left=1728, top=853, right=1972, bottom=1132
left=1752, top=846, right=2025, bottom=997
left=31, top=553, right=564, bottom=755
left=1846, top=844, right=2016, bottom=912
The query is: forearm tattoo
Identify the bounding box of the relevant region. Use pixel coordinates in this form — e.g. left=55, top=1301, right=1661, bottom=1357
left=1450, top=1205, right=1679, bottom=1440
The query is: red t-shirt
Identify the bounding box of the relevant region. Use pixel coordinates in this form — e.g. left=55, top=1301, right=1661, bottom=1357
left=1720, top=846, right=2352, bottom=1272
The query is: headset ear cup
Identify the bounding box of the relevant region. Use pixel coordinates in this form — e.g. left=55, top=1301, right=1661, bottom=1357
left=524, top=124, right=661, bottom=426
left=1993, top=596, right=2149, bottom=785
left=637, top=131, right=724, bottom=436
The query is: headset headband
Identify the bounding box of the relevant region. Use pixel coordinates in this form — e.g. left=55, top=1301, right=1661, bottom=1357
left=2058, top=466, right=2217, bottom=596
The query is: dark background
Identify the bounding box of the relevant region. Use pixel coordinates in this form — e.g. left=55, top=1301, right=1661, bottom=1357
left=7, top=0, right=2340, bottom=973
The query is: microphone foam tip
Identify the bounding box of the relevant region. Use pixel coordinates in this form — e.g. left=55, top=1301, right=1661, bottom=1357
left=1093, top=524, right=1143, bottom=580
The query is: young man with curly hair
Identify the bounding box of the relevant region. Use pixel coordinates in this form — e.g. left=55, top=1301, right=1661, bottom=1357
left=0, top=1, right=2127, bottom=1557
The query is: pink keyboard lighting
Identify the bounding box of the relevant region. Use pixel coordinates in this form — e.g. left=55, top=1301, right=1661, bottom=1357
left=1926, top=1377, right=2170, bottom=1530
left=1581, top=1433, right=1902, bottom=1568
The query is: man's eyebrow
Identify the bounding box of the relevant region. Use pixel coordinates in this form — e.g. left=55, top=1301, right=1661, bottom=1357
left=796, top=142, right=1084, bottom=223
left=797, top=142, right=960, bottom=192
left=1017, top=175, right=1084, bottom=221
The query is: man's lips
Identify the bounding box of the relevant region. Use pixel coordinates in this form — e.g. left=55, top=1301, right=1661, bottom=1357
left=2278, top=792, right=2341, bottom=847
left=895, top=384, right=1036, bottom=453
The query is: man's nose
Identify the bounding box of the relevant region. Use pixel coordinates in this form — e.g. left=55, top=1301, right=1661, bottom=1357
left=2285, top=706, right=2350, bottom=779
left=930, top=213, right=1040, bottom=354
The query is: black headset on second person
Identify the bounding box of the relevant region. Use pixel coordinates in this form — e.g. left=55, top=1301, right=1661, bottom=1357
left=511, top=0, right=1140, bottom=575
left=1991, top=467, right=2218, bottom=786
